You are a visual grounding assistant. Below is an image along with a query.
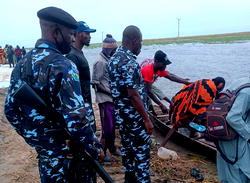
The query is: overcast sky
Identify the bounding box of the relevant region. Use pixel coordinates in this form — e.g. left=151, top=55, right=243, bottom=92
left=0, top=0, right=250, bottom=47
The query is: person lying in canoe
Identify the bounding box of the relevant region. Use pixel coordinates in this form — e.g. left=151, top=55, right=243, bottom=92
left=161, top=77, right=225, bottom=146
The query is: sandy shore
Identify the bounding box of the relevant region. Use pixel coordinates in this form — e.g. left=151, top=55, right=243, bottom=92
left=0, top=88, right=218, bottom=183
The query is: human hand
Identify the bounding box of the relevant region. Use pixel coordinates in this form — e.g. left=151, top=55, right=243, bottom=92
left=98, top=149, right=105, bottom=162
left=169, top=101, right=174, bottom=108
left=144, top=119, right=154, bottom=135
left=184, top=78, right=192, bottom=85
left=160, top=103, right=168, bottom=114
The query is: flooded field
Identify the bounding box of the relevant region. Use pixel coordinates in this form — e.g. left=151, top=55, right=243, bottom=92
left=85, top=41, right=250, bottom=100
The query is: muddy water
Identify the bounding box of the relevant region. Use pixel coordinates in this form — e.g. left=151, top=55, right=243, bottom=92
left=1, top=41, right=250, bottom=92
left=85, top=41, right=250, bottom=104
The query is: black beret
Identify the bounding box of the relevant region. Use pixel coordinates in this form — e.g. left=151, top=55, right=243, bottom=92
left=37, top=6, right=78, bottom=29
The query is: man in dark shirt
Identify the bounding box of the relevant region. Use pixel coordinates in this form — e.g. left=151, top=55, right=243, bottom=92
left=21, top=46, right=26, bottom=58
left=7, top=45, right=14, bottom=68
left=67, top=21, right=96, bottom=131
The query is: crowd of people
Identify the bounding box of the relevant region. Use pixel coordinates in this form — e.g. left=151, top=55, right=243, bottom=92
left=0, top=45, right=26, bottom=67
left=3, top=6, right=250, bottom=183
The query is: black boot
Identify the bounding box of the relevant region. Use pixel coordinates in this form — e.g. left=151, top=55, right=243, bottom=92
left=124, top=171, right=136, bottom=183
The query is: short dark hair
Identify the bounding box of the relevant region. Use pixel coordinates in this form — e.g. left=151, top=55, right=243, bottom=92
left=122, top=25, right=141, bottom=45
left=154, top=50, right=172, bottom=65
left=212, top=77, right=225, bottom=86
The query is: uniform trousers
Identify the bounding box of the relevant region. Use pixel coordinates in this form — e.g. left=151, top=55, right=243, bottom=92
left=119, top=117, right=151, bottom=183
left=38, top=154, right=96, bottom=183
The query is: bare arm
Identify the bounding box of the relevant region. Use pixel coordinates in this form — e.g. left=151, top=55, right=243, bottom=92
left=165, top=72, right=191, bottom=85
left=163, top=96, right=173, bottom=106
left=128, top=88, right=154, bottom=135
left=144, top=82, right=162, bottom=106
left=144, top=82, right=168, bottom=113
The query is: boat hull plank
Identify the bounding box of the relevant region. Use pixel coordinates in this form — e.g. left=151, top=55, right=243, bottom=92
left=150, top=113, right=217, bottom=161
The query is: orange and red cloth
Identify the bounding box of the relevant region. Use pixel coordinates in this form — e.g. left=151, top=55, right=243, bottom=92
left=171, top=79, right=217, bottom=127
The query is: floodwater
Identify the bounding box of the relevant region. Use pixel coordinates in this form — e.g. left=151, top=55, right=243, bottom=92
left=1, top=41, right=250, bottom=98
left=0, top=65, right=13, bottom=88
left=85, top=41, right=250, bottom=102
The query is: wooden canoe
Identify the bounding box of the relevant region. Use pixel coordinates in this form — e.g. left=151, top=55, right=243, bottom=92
left=150, top=113, right=217, bottom=161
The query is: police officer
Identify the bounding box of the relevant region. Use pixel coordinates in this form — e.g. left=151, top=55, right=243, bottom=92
left=5, top=7, right=102, bottom=183
left=108, top=25, right=154, bottom=183
left=66, top=21, right=96, bottom=132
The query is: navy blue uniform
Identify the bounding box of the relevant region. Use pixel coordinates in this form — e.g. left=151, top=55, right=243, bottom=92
left=108, top=46, right=151, bottom=183
left=5, top=40, right=101, bottom=182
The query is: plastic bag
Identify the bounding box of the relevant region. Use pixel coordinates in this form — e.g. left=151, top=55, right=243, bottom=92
left=157, top=147, right=179, bottom=160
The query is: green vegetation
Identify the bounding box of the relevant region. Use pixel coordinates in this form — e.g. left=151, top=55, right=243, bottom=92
left=88, top=43, right=103, bottom=49
left=142, top=33, right=250, bottom=45
left=88, top=32, right=250, bottom=48
left=27, top=32, right=250, bottom=50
